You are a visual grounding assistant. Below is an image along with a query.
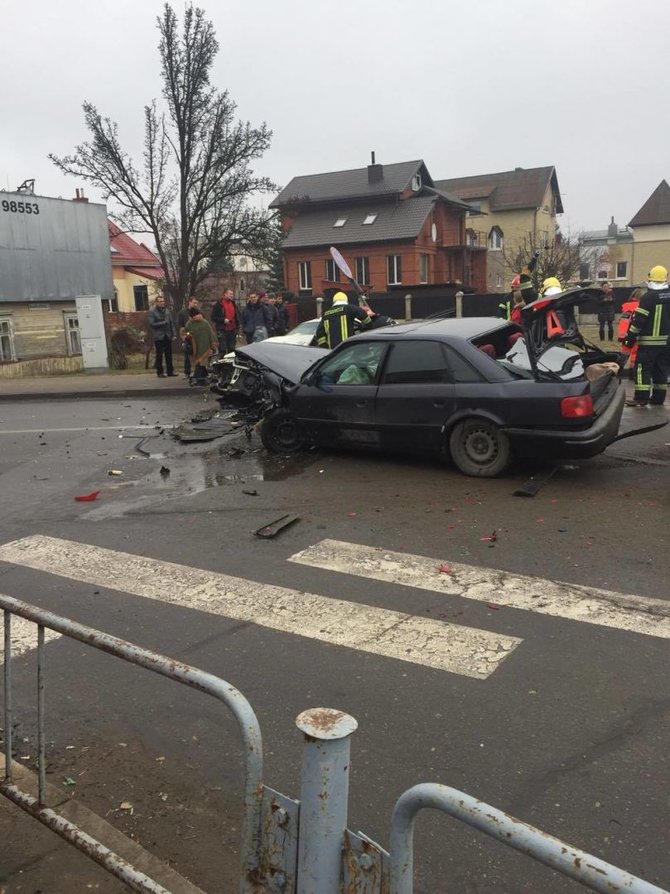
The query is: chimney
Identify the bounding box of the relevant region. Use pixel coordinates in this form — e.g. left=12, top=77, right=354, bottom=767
left=368, top=151, right=383, bottom=184
left=607, top=215, right=617, bottom=237
left=73, top=188, right=89, bottom=203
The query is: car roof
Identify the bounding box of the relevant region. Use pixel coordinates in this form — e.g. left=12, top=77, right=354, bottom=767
left=357, top=317, right=511, bottom=341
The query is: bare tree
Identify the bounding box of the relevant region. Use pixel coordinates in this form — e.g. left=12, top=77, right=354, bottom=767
left=50, top=3, right=276, bottom=308
left=502, top=228, right=584, bottom=288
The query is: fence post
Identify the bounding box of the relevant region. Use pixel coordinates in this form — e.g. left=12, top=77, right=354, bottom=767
left=404, top=293, right=412, bottom=321
left=455, top=291, right=464, bottom=318
left=295, top=708, right=358, bottom=894
left=316, top=296, right=324, bottom=318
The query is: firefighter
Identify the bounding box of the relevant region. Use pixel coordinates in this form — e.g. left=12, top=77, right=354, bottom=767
left=541, top=276, right=562, bottom=297
left=618, top=287, right=643, bottom=379
left=623, top=265, right=670, bottom=407
left=316, top=291, right=372, bottom=349
left=498, top=255, right=539, bottom=319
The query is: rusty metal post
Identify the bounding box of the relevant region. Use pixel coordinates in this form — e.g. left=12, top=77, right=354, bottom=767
left=295, top=708, right=358, bottom=894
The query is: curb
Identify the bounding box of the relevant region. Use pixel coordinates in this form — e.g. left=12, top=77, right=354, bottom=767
left=0, top=759, right=206, bottom=894
left=0, top=388, right=196, bottom=402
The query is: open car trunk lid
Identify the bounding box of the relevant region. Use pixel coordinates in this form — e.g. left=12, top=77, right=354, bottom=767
left=519, top=286, right=624, bottom=380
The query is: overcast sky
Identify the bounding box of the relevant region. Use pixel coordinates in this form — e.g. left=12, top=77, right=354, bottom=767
left=2, top=0, right=668, bottom=234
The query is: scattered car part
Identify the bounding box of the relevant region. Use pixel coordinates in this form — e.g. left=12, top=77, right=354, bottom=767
left=254, top=514, right=301, bottom=539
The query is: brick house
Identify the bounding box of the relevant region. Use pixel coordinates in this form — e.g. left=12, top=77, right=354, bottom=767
left=434, top=166, right=563, bottom=292
left=270, top=157, right=486, bottom=296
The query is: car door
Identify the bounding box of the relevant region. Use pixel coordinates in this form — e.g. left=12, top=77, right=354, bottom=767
left=375, top=340, right=457, bottom=455
left=290, top=341, right=387, bottom=449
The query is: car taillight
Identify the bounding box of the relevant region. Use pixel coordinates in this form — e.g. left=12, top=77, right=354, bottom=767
left=561, top=394, right=593, bottom=418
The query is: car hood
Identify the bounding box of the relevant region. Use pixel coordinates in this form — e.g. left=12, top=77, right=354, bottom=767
left=235, top=342, right=327, bottom=383
left=520, top=286, right=603, bottom=358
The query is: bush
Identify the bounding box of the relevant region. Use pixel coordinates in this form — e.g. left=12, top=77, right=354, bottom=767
left=109, top=326, right=147, bottom=369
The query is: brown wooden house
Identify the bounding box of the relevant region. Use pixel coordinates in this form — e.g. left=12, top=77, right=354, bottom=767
left=270, top=156, right=487, bottom=296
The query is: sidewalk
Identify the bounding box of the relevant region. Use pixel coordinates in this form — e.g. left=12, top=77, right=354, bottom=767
left=0, top=372, right=195, bottom=401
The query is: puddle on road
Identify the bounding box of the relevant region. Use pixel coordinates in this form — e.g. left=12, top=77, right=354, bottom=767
left=85, top=430, right=317, bottom=519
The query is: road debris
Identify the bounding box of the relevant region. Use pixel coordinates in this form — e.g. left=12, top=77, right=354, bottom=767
left=74, top=491, right=101, bottom=502
left=438, top=563, right=452, bottom=574
left=159, top=465, right=171, bottom=477
left=480, top=530, right=497, bottom=542
left=514, top=466, right=558, bottom=497
left=108, top=470, right=124, bottom=476
left=254, top=514, right=300, bottom=539
left=242, top=488, right=258, bottom=496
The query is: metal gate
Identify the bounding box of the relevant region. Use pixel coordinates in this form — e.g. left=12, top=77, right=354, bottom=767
left=1, top=594, right=667, bottom=894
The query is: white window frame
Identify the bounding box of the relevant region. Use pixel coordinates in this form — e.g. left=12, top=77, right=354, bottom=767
left=419, top=254, right=429, bottom=284
left=325, top=259, right=339, bottom=282
left=387, top=254, right=402, bottom=285
left=333, top=216, right=348, bottom=228
left=0, top=316, right=16, bottom=362
left=363, top=213, right=378, bottom=225
left=64, top=312, right=82, bottom=356
left=616, top=261, right=627, bottom=279
left=298, top=261, right=312, bottom=291
left=355, top=257, right=369, bottom=285
left=488, top=227, right=503, bottom=251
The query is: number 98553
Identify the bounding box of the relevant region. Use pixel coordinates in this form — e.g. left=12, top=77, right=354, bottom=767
left=1, top=199, right=40, bottom=215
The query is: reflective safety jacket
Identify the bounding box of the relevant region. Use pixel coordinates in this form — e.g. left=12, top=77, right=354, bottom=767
left=626, top=288, right=670, bottom=347
left=316, top=302, right=371, bottom=349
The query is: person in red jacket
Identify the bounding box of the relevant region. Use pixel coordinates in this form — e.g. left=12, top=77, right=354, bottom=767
left=211, top=289, right=239, bottom=354
left=618, top=288, right=643, bottom=379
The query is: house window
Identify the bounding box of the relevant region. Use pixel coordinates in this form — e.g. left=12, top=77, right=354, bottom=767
left=363, top=213, right=378, bottom=225
left=495, top=274, right=503, bottom=288
left=419, top=254, right=429, bottom=284
left=488, top=227, right=503, bottom=250
left=616, top=261, right=627, bottom=279
left=0, top=317, right=15, bottom=362
left=467, top=201, right=482, bottom=216
left=325, top=259, right=340, bottom=282
left=133, top=284, right=149, bottom=311
left=579, top=263, right=590, bottom=281
left=355, top=257, right=369, bottom=284
left=64, top=312, right=82, bottom=355
left=387, top=255, right=402, bottom=285
left=298, top=261, right=312, bottom=291
left=333, top=216, right=348, bottom=228
left=597, top=269, right=608, bottom=280
left=105, top=289, right=119, bottom=313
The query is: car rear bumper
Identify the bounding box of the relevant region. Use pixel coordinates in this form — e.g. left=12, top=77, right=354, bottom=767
left=503, top=381, right=625, bottom=459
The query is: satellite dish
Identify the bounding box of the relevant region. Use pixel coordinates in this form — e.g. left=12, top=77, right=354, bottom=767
left=431, top=223, right=437, bottom=242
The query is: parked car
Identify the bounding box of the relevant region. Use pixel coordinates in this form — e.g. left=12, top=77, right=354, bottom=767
left=225, top=288, right=657, bottom=476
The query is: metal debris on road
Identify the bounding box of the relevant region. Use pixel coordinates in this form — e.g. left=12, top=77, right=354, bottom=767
left=108, top=470, right=123, bottom=476
left=514, top=465, right=558, bottom=497
left=159, top=466, right=170, bottom=477
left=74, top=491, right=101, bottom=502
left=254, top=514, right=301, bottom=539
left=242, top=488, right=258, bottom=496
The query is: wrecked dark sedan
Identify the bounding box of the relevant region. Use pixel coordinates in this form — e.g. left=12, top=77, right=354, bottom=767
left=226, top=288, right=646, bottom=477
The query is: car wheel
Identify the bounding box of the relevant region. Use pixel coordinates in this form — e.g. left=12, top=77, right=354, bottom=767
left=260, top=409, right=306, bottom=455
left=449, top=418, right=511, bottom=477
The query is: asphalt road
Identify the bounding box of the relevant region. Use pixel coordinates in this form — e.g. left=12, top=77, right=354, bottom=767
left=0, top=392, right=668, bottom=893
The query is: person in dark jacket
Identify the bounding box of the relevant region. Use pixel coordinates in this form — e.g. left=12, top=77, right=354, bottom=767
left=316, top=291, right=372, bottom=349
left=623, top=265, right=670, bottom=406
left=274, top=295, right=290, bottom=335
left=147, top=295, right=177, bottom=377
left=211, top=289, right=239, bottom=354
left=240, top=293, right=272, bottom=343
left=259, top=291, right=279, bottom=337
left=597, top=281, right=616, bottom=341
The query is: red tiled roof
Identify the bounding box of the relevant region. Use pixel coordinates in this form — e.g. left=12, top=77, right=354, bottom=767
left=108, top=220, right=162, bottom=269
left=126, top=266, right=163, bottom=280
left=628, top=180, right=670, bottom=227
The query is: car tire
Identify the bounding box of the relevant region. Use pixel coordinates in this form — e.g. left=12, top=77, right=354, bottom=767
left=260, top=408, right=306, bottom=455
left=449, top=418, right=511, bottom=477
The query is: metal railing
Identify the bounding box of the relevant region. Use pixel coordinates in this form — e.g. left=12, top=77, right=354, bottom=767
left=1, top=594, right=264, bottom=894
left=1, top=595, right=667, bottom=894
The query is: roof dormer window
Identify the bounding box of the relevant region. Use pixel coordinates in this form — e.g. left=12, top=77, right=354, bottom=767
left=334, top=216, right=348, bottom=228
left=363, top=213, right=378, bottom=225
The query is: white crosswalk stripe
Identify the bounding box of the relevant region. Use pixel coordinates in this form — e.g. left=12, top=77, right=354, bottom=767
left=0, top=536, right=521, bottom=679
left=289, top=540, right=670, bottom=640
